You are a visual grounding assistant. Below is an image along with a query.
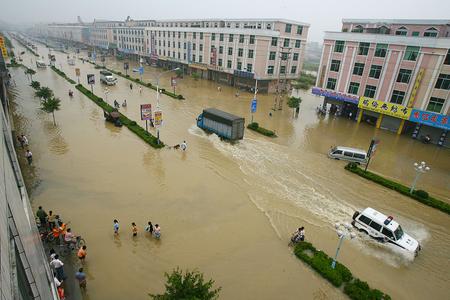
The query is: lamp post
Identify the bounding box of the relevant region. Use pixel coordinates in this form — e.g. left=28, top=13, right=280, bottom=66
left=104, top=87, right=109, bottom=104
left=153, top=67, right=180, bottom=144
left=331, top=223, right=356, bottom=269
left=410, top=161, right=430, bottom=193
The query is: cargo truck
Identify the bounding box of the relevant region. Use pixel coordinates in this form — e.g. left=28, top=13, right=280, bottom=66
left=197, top=108, right=245, bottom=140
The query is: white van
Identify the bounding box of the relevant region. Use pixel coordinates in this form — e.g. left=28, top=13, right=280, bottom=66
left=352, top=207, right=421, bottom=255
left=328, top=146, right=367, bottom=164
left=100, top=70, right=117, bottom=85
left=36, top=60, right=46, bottom=68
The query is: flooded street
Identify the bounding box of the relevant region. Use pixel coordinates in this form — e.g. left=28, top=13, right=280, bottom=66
left=10, top=39, right=450, bottom=299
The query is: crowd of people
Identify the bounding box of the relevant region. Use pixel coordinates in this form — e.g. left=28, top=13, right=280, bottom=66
left=113, top=219, right=162, bottom=239
left=16, top=134, right=33, bottom=165
left=36, top=206, right=87, bottom=299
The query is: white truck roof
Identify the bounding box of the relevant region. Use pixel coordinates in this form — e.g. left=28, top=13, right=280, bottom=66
left=334, top=146, right=367, bottom=155
left=361, top=207, right=399, bottom=231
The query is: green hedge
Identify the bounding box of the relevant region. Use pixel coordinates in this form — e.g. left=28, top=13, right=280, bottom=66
left=294, top=242, right=390, bottom=300
left=51, top=66, right=76, bottom=84
left=345, top=163, right=450, bottom=215
left=247, top=122, right=276, bottom=137
left=75, top=84, right=164, bottom=149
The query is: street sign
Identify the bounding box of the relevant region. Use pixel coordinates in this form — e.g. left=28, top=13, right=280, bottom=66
left=124, top=62, right=129, bottom=70
left=367, top=138, right=380, bottom=158
left=171, top=77, right=177, bottom=87
left=138, top=66, right=144, bottom=75
left=75, top=68, right=80, bottom=77
left=154, top=110, right=163, bottom=126
left=87, top=74, right=95, bottom=85
left=140, top=104, right=152, bottom=121
left=251, top=99, right=257, bottom=113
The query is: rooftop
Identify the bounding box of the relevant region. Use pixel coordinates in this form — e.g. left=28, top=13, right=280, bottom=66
left=342, top=19, right=450, bottom=25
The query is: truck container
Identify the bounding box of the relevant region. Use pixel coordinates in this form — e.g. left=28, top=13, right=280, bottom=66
left=197, top=108, right=245, bottom=140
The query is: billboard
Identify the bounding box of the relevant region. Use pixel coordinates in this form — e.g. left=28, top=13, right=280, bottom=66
left=154, top=110, right=163, bottom=126
left=311, top=87, right=359, bottom=104
left=409, top=109, right=450, bottom=130
left=358, top=97, right=411, bottom=120
left=87, top=74, right=95, bottom=85
left=140, top=104, right=152, bottom=121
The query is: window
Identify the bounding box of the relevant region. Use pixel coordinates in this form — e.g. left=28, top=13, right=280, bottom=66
left=248, top=49, right=254, bottom=58
left=220, top=33, right=224, bottom=41
left=269, top=51, right=276, bottom=60
left=271, top=37, right=277, bottom=46
left=330, top=60, right=340, bottom=72
left=229, top=34, right=234, bottom=42
left=344, top=152, right=353, bottom=157
left=326, top=78, right=337, bottom=90
left=192, top=43, right=196, bottom=50
left=291, top=66, right=297, bottom=74
left=424, top=27, right=438, bottom=37
left=228, top=47, right=233, bottom=55
left=184, top=32, right=187, bottom=38
left=283, top=38, right=290, bottom=47
left=358, top=42, right=370, bottom=55
left=200, top=32, right=203, bottom=39
left=352, top=25, right=364, bottom=33
left=290, top=53, right=297, bottom=61
left=237, top=48, right=243, bottom=57
left=280, top=66, right=286, bottom=74
left=404, top=46, right=420, bottom=61
left=239, top=34, right=244, bottom=43
left=395, top=27, right=408, bottom=36
left=445, top=49, right=450, bottom=65
left=193, top=32, right=196, bottom=39
left=219, top=46, right=223, bottom=54
left=281, top=53, right=288, bottom=60
left=178, top=42, right=181, bottom=48
left=247, top=64, right=252, bottom=72
left=369, top=65, right=382, bottom=79
left=353, top=63, right=365, bottom=76
left=391, top=90, right=405, bottom=104
left=285, top=24, right=292, bottom=33
left=237, top=62, right=242, bottom=70
left=295, top=40, right=301, bottom=48
left=334, top=40, right=345, bottom=53
left=354, top=153, right=366, bottom=159
left=364, top=85, right=377, bottom=98
left=382, top=228, right=395, bottom=239
left=369, top=221, right=382, bottom=232
left=374, top=44, right=387, bottom=57
left=412, top=31, right=420, bottom=37
left=358, top=215, right=371, bottom=225
left=267, top=66, right=274, bottom=74
left=199, top=44, right=203, bottom=51
left=249, top=35, right=255, bottom=44
left=426, top=97, right=445, bottom=113
left=435, top=74, right=450, bottom=90
left=227, top=60, right=232, bottom=68
left=348, top=82, right=360, bottom=94
left=397, top=69, right=412, bottom=83
left=192, top=54, right=196, bottom=62
left=212, top=33, right=215, bottom=41
left=297, top=26, right=303, bottom=35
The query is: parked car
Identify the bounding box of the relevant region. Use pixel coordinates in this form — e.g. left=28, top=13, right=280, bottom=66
left=328, top=146, right=367, bottom=164
left=352, top=207, right=421, bottom=256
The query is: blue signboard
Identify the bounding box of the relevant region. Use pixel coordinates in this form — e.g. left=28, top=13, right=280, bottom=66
left=234, top=70, right=254, bottom=79
left=251, top=99, right=257, bottom=113
left=409, top=109, right=450, bottom=130
left=312, top=87, right=359, bottom=105
left=139, top=66, right=144, bottom=75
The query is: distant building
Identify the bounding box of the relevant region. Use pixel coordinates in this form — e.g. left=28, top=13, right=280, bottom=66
left=314, top=19, right=450, bottom=146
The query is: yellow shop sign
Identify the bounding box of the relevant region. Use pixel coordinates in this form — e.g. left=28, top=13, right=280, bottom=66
left=358, top=97, right=412, bottom=120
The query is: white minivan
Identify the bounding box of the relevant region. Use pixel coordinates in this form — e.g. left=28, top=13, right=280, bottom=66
left=352, top=207, right=421, bottom=255
left=100, top=70, right=117, bottom=85
left=328, top=146, right=367, bottom=164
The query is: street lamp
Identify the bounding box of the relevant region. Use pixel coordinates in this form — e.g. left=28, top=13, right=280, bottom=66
left=410, top=161, right=430, bottom=193
left=331, top=223, right=356, bottom=269
left=153, top=67, right=180, bottom=144
left=104, top=87, right=109, bottom=104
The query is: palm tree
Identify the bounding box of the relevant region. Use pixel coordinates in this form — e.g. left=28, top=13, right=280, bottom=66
left=35, top=87, right=54, bottom=100
left=40, top=97, right=61, bottom=125
left=25, top=68, right=36, bottom=81
left=30, top=81, right=40, bottom=90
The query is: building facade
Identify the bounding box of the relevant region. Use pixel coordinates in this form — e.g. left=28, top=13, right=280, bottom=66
left=314, top=19, right=450, bottom=147
left=1, top=49, right=58, bottom=300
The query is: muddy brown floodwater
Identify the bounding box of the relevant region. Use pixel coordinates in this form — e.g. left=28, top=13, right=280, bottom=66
left=10, top=39, right=450, bottom=300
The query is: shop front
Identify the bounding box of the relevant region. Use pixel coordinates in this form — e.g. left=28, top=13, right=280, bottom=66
left=312, top=87, right=360, bottom=119
left=409, top=109, right=449, bottom=147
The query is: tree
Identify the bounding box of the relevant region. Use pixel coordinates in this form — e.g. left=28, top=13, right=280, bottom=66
left=35, top=86, right=54, bottom=100
left=149, top=268, right=221, bottom=300
left=292, top=72, right=316, bottom=91
left=25, top=68, right=36, bottom=81
left=30, top=81, right=40, bottom=90
left=287, top=96, right=302, bottom=117
left=191, top=72, right=200, bottom=81
left=40, top=97, right=61, bottom=126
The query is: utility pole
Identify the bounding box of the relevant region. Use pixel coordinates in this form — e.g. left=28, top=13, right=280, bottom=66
left=273, top=46, right=291, bottom=111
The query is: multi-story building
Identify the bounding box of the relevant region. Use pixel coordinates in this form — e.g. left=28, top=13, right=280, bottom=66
left=35, top=17, right=309, bottom=93
left=314, top=19, right=450, bottom=146
left=1, top=47, right=58, bottom=300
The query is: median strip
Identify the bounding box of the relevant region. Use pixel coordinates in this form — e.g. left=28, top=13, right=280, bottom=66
left=345, top=163, right=450, bottom=215
left=247, top=122, right=277, bottom=137
left=294, top=242, right=391, bottom=300
left=50, top=66, right=76, bottom=84
left=75, top=84, right=164, bottom=149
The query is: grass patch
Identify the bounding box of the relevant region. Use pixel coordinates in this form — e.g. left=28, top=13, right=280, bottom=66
left=345, top=163, right=450, bottom=215
left=75, top=84, right=164, bottom=149
left=247, top=122, right=276, bottom=137
left=51, top=66, right=76, bottom=84
left=294, top=242, right=390, bottom=299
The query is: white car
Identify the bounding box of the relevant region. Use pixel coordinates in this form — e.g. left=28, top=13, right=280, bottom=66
left=352, top=207, right=421, bottom=255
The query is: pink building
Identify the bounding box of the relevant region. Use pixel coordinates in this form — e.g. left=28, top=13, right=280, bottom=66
left=314, top=19, right=450, bottom=147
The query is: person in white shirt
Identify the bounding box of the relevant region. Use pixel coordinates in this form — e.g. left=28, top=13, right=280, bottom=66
left=64, top=228, right=77, bottom=249
left=50, top=255, right=66, bottom=281
left=25, top=150, right=33, bottom=165
left=180, top=141, right=187, bottom=151
left=21, top=135, right=29, bottom=146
